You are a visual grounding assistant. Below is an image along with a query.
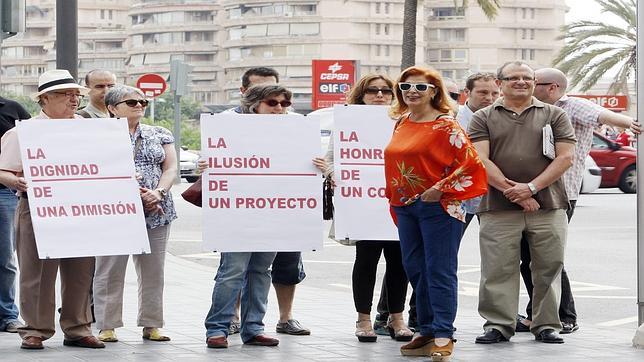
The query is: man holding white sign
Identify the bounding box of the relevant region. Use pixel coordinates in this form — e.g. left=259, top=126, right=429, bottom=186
left=0, top=70, right=146, bottom=350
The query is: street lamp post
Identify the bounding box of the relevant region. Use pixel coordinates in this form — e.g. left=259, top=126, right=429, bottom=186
left=635, top=0, right=644, bottom=346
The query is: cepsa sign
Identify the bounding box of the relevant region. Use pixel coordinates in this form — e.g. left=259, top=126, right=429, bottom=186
left=570, top=95, right=628, bottom=112
left=312, top=60, right=357, bottom=110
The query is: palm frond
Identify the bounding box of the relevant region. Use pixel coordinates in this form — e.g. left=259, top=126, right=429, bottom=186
left=552, top=0, right=635, bottom=93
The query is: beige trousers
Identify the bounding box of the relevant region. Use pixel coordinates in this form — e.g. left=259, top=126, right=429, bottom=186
left=478, top=209, right=567, bottom=338
left=93, top=224, right=170, bottom=330
left=15, top=197, right=94, bottom=340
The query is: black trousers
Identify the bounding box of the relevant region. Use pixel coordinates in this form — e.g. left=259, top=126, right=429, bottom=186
left=520, top=200, right=577, bottom=322
left=353, top=241, right=408, bottom=315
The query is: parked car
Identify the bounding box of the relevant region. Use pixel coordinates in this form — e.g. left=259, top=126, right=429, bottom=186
left=180, top=147, right=200, bottom=183
left=589, top=131, right=637, bottom=193
left=307, top=107, right=334, bottom=153
left=580, top=155, right=602, bottom=194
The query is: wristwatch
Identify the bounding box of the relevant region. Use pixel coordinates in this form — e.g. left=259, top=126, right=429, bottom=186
left=527, top=182, right=538, bottom=195
left=155, top=187, right=168, bottom=200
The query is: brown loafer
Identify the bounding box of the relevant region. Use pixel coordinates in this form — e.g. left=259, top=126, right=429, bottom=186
left=401, top=335, right=434, bottom=356
left=63, top=335, right=105, bottom=348
left=244, top=334, right=279, bottom=346
left=21, top=336, right=44, bottom=350
left=206, top=335, right=228, bottom=349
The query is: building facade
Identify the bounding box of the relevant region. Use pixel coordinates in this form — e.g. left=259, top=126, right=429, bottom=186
left=0, top=0, right=567, bottom=110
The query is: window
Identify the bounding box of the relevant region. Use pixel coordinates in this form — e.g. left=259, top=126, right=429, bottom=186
left=228, top=7, right=241, bottom=19
left=268, top=23, right=289, bottom=36
left=228, top=48, right=241, bottom=60
left=229, top=27, right=242, bottom=40
left=430, top=29, right=465, bottom=42
left=520, top=49, right=535, bottom=60
left=384, top=24, right=390, bottom=35
left=375, top=24, right=380, bottom=35
left=430, top=7, right=464, bottom=19
left=530, top=29, right=535, bottom=40
left=185, top=31, right=213, bottom=42
left=521, top=8, right=526, bottom=19
left=245, top=24, right=267, bottom=37
left=375, top=3, right=380, bottom=14
left=521, top=29, right=527, bottom=40
left=290, top=23, right=319, bottom=35
left=530, top=8, right=535, bottom=19
left=384, top=3, right=390, bottom=14
left=429, top=49, right=467, bottom=62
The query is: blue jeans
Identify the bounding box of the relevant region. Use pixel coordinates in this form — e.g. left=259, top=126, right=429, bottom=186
left=205, top=252, right=276, bottom=343
left=0, top=188, right=18, bottom=329
left=393, top=201, right=463, bottom=339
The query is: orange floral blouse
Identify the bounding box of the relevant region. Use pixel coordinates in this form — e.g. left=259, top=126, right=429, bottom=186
left=384, top=114, right=488, bottom=222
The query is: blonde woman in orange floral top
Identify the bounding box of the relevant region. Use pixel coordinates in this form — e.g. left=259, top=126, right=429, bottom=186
left=383, top=66, right=487, bottom=360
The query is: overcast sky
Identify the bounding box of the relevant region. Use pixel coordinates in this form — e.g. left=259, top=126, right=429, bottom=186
left=566, top=0, right=622, bottom=24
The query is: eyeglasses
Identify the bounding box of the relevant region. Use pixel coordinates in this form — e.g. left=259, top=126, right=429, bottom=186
left=51, top=91, right=84, bottom=99
left=449, top=92, right=460, bottom=101
left=535, top=82, right=560, bottom=87
left=398, top=83, right=435, bottom=92
left=115, top=99, right=149, bottom=107
left=262, top=99, right=292, bottom=107
left=364, top=87, right=394, bottom=95
left=500, top=76, right=535, bottom=82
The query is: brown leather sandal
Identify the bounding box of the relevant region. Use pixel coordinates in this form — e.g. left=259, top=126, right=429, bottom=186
left=430, top=338, right=456, bottom=361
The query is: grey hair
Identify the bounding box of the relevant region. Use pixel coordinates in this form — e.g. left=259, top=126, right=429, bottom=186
left=104, top=84, right=144, bottom=108
left=240, top=84, right=292, bottom=114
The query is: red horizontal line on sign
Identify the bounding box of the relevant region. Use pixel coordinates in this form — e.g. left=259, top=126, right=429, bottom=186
left=339, top=162, right=385, bottom=166
left=209, top=172, right=317, bottom=177
left=31, top=176, right=134, bottom=182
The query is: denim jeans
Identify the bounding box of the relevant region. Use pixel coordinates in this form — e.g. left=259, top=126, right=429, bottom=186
left=393, top=201, right=463, bottom=339
left=205, top=251, right=276, bottom=343
left=0, top=188, right=19, bottom=329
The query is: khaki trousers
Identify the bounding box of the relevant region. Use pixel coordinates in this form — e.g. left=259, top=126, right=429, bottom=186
left=93, top=224, right=170, bottom=330
left=478, top=209, right=567, bottom=338
left=15, top=197, right=94, bottom=340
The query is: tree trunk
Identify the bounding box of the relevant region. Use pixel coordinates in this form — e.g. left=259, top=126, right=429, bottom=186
left=401, top=0, right=418, bottom=70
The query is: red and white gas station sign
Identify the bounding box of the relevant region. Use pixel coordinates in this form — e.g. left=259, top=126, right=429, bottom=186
left=136, top=74, right=167, bottom=98
left=569, top=95, right=628, bottom=112
left=311, top=60, right=357, bottom=110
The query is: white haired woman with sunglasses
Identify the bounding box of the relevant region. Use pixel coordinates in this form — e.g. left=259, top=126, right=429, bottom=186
left=204, top=84, right=297, bottom=349
left=93, top=85, right=177, bottom=343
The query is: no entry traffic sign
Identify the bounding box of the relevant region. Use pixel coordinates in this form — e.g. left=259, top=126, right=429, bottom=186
left=136, top=74, right=167, bottom=98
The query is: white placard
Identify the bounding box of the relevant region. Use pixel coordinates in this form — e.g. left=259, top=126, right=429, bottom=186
left=15, top=118, right=150, bottom=259
left=200, top=113, right=323, bottom=252
left=333, top=105, right=399, bottom=241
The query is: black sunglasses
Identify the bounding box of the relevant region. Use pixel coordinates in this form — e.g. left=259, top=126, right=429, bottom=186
left=449, top=92, right=460, bottom=101
left=364, top=87, right=394, bottom=95
left=262, top=99, right=292, bottom=107
left=116, top=99, right=149, bottom=107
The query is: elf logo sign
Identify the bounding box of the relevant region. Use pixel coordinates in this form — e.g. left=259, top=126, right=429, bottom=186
left=570, top=95, right=628, bottom=111
left=312, top=60, right=356, bottom=110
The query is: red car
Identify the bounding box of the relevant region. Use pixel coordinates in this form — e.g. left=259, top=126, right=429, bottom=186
left=590, top=131, right=637, bottom=193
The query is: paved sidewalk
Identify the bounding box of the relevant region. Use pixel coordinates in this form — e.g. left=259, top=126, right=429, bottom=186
left=1, top=254, right=643, bottom=361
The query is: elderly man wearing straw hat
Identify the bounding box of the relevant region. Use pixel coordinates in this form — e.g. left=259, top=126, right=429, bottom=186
left=0, top=69, right=105, bottom=350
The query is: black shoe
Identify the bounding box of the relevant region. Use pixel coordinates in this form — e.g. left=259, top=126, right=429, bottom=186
left=560, top=321, right=579, bottom=334
left=535, top=329, right=564, bottom=344
left=515, top=315, right=531, bottom=333
left=475, top=329, right=509, bottom=344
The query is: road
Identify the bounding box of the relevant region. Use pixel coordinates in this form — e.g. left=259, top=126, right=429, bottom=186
left=167, top=181, right=640, bottom=331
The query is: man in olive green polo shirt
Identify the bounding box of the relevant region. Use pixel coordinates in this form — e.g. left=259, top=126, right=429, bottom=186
left=468, top=61, right=576, bottom=345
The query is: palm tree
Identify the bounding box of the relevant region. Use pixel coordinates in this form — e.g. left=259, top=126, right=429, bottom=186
left=401, top=0, right=500, bottom=70
left=552, top=0, right=635, bottom=94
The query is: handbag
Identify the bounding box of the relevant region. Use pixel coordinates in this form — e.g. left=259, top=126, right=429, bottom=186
left=181, top=176, right=202, bottom=207
left=322, top=177, right=334, bottom=220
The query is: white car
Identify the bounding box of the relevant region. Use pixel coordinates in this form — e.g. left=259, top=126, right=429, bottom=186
left=180, top=148, right=200, bottom=183
left=307, top=107, right=334, bottom=154
left=580, top=155, right=602, bottom=194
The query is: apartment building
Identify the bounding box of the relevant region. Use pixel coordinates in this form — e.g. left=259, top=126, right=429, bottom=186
left=0, top=0, right=567, bottom=109
left=0, top=0, right=129, bottom=94
left=425, top=0, right=568, bottom=84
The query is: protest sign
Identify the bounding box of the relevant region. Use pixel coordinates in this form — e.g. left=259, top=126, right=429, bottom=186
left=200, top=113, right=322, bottom=252
left=332, top=105, right=398, bottom=241
left=16, top=118, right=149, bottom=258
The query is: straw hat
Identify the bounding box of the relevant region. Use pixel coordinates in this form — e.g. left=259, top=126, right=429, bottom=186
left=31, top=69, right=90, bottom=101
